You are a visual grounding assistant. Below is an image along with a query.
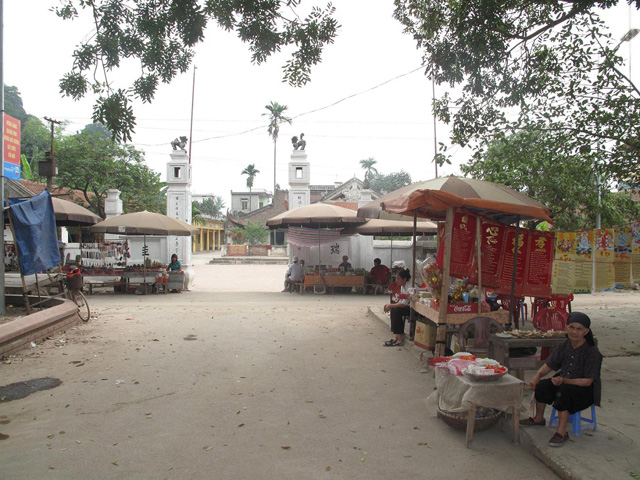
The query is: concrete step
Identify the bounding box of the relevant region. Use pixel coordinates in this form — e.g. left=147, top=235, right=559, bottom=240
left=208, top=256, right=289, bottom=265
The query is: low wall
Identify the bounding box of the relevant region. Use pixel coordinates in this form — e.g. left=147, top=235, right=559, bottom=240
left=0, top=298, right=80, bottom=358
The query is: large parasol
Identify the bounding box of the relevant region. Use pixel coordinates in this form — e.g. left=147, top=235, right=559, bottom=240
left=358, top=176, right=552, bottom=224
left=51, top=198, right=102, bottom=226
left=91, top=211, right=199, bottom=236
left=342, top=218, right=438, bottom=268
left=267, top=203, right=366, bottom=266
left=266, top=203, right=366, bottom=228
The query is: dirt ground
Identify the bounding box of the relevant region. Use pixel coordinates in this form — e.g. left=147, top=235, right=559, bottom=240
left=0, top=262, right=638, bottom=479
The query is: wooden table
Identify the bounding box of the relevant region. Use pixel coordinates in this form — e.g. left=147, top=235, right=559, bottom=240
left=434, top=369, right=524, bottom=447
left=488, top=334, right=567, bottom=379
left=303, top=274, right=365, bottom=294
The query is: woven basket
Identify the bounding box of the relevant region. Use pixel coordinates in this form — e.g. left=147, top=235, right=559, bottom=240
left=437, top=407, right=502, bottom=432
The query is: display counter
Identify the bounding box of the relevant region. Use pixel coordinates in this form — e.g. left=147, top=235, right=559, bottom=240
left=411, top=300, right=510, bottom=325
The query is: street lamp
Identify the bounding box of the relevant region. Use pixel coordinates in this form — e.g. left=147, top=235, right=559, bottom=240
left=595, top=27, right=639, bottom=229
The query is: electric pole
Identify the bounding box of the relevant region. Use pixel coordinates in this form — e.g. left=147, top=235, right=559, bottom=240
left=43, top=117, right=61, bottom=191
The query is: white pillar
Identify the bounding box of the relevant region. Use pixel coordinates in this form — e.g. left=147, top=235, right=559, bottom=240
left=104, top=189, right=123, bottom=241
left=166, top=149, right=195, bottom=288
left=288, top=149, right=310, bottom=209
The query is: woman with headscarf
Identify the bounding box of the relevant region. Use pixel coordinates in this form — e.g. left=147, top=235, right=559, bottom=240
left=519, top=312, right=603, bottom=447
left=382, top=269, right=411, bottom=347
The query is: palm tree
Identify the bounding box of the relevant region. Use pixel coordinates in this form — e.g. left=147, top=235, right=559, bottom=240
left=360, top=157, right=379, bottom=188
left=263, top=101, right=292, bottom=203
left=241, top=164, right=260, bottom=212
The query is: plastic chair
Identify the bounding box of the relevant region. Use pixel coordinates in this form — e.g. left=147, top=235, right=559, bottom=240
left=459, top=317, right=504, bottom=355
left=549, top=405, right=597, bottom=436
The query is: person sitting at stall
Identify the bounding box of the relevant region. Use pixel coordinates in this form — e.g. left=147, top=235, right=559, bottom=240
left=367, top=258, right=391, bottom=294
left=282, top=256, right=305, bottom=292
left=167, top=254, right=181, bottom=272
left=519, top=312, right=602, bottom=447
left=339, top=255, right=352, bottom=271
left=382, top=269, right=411, bottom=347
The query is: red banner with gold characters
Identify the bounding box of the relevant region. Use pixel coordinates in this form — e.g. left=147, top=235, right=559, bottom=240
left=497, top=227, right=528, bottom=296
left=3, top=113, right=21, bottom=180
left=468, top=220, right=507, bottom=288
left=449, top=211, right=477, bottom=278
left=522, top=231, right=555, bottom=297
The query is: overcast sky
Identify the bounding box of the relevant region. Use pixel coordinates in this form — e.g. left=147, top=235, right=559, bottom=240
left=4, top=1, right=638, bottom=209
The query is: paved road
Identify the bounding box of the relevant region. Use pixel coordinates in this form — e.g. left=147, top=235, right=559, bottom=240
left=1, top=263, right=559, bottom=479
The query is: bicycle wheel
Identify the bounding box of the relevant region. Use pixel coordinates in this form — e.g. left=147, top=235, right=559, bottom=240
left=70, top=290, right=91, bottom=322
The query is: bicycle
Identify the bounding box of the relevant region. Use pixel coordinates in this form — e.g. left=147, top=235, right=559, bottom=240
left=65, top=269, right=91, bottom=322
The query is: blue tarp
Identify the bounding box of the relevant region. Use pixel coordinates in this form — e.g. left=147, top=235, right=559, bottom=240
left=9, top=191, right=61, bottom=275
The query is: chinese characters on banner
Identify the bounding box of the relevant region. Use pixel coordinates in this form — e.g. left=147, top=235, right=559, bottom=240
left=632, top=223, right=640, bottom=285
left=594, top=229, right=615, bottom=291
left=613, top=226, right=632, bottom=287
left=3, top=113, right=21, bottom=180
left=574, top=230, right=594, bottom=292
left=448, top=211, right=477, bottom=278
left=551, top=231, right=577, bottom=294
left=522, top=231, right=555, bottom=297
left=462, top=217, right=554, bottom=298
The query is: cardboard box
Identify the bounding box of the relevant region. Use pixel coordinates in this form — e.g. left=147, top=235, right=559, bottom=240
left=414, top=320, right=436, bottom=350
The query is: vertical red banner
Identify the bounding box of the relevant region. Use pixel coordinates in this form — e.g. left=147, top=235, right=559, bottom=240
left=498, top=227, right=529, bottom=296
left=523, top=231, right=555, bottom=297
left=449, top=211, right=477, bottom=278
left=469, top=220, right=507, bottom=288
left=3, top=113, right=21, bottom=180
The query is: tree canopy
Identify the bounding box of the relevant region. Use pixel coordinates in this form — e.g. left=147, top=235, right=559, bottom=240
left=55, top=0, right=338, bottom=142
left=393, top=0, right=640, bottom=187
left=55, top=130, right=165, bottom=217
left=193, top=196, right=225, bottom=218
left=369, top=170, right=412, bottom=195
left=461, top=128, right=640, bottom=230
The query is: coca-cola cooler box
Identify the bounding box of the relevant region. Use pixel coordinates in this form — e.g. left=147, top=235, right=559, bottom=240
left=431, top=302, right=478, bottom=314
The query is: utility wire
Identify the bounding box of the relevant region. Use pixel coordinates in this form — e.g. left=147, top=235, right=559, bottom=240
left=135, top=66, right=425, bottom=147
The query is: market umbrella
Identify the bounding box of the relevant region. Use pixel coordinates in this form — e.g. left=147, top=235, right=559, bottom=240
left=266, top=203, right=366, bottom=228
left=267, top=203, right=366, bottom=266
left=91, top=211, right=199, bottom=285
left=51, top=198, right=102, bottom=226
left=358, top=176, right=552, bottom=224
left=342, top=218, right=438, bottom=269
left=342, top=219, right=437, bottom=235
left=91, top=211, right=199, bottom=236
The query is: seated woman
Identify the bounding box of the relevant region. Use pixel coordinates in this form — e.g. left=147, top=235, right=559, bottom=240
left=167, top=254, right=182, bottom=272
left=520, top=312, right=602, bottom=447
left=382, top=269, right=411, bottom=347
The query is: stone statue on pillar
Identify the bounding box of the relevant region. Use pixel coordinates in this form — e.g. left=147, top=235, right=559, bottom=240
left=171, top=136, right=188, bottom=151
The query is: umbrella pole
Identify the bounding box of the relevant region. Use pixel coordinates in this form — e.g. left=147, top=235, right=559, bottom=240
left=409, top=211, right=417, bottom=340
left=435, top=207, right=454, bottom=357
left=508, top=217, right=521, bottom=330
left=390, top=235, right=393, bottom=268
left=143, top=234, right=147, bottom=294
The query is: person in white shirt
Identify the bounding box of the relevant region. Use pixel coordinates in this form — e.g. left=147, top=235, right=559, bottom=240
left=282, top=257, right=305, bottom=292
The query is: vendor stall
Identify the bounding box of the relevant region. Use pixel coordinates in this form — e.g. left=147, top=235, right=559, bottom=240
left=363, top=176, right=554, bottom=357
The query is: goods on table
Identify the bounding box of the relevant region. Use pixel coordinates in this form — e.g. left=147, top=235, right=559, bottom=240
left=507, top=329, right=566, bottom=339
left=435, top=354, right=508, bottom=379
left=463, top=361, right=508, bottom=381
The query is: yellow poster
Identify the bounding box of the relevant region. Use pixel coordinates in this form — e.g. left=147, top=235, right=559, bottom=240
left=614, top=227, right=632, bottom=287
left=594, top=229, right=615, bottom=291
left=552, top=232, right=577, bottom=294
left=632, top=222, right=640, bottom=284
left=573, top=230, right=593, bottom=292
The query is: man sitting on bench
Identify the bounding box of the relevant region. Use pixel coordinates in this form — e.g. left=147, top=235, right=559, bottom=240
left=367, top=258, right=391, bottom=294
left=282, top=257, right=305, bottom=292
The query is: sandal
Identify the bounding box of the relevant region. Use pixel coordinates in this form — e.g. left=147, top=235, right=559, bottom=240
left=519, top=417, right=546, bottom=426
left=383, top=340, right=396, bottom=347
